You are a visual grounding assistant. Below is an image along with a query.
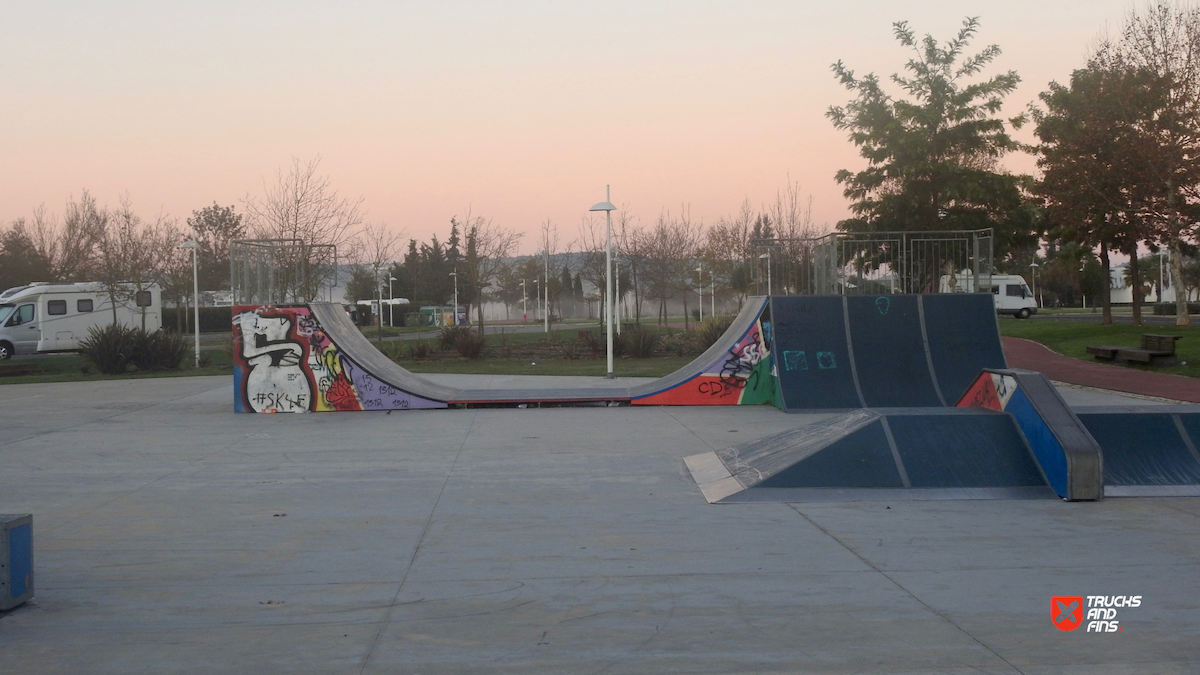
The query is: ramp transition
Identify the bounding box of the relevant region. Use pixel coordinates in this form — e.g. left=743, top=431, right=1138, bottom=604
left=232, top=294, right=1009, bottom=413
left=685, top=408, right=1055, bottom=503
left=770, top=294, right=1007, bottom=411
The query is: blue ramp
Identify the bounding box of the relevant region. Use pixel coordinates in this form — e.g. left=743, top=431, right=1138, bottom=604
left=771, top=296, right=863, bottom=410
left=1076, top=409, right=1200, bottom=496
left=922, top=294, right=1007, bottom=403
left=847, top=295, right=943, bottom=407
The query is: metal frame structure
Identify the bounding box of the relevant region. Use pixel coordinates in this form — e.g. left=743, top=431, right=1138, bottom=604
left=230, top=239, right=339, bottom=306
left=753, top=228, right=994, bottom=296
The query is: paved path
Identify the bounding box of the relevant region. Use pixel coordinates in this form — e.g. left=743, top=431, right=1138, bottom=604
left=1002, top=335, right=1200, bottom=403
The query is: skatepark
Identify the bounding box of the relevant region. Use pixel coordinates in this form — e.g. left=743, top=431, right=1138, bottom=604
left=2, top=291, right=1199, bottom=673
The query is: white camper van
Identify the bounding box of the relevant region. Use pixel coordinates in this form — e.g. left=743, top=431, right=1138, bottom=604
left=938, top=273, right=1039, bottom=319
left=0, top=282, right=162, bottom=360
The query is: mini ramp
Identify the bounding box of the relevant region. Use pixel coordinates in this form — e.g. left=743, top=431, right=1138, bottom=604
left=233, top=299, right=772, bottom=412
left=231, top=294, right=1007, bottom=414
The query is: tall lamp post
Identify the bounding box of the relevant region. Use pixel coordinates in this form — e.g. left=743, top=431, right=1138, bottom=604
left=388, top=276, right=397, bottom=327
left=178, top=239, right=200, bottom=369
left=449, top=269, right=458, bottom=326
left=589, top=187, right=617, bottom=379
left=759, top=251, right=772, bottom=296
left=695, top=265, right=704, bottom=322
left=710, top=268, right=715, bottom=317
left=520, top=279, right=527, bottom=322
left=1029, top=261, right=1040, bottom=308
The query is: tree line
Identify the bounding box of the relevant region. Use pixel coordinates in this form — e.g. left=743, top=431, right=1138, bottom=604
left=829, top=3, right=1200, bottom=325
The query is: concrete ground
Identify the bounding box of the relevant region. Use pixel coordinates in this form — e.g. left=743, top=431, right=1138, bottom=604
left=0, top=375, right=1197, bottom=674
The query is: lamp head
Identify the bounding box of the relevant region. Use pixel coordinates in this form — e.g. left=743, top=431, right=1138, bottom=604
left=588, top=201, right=616, bottom=212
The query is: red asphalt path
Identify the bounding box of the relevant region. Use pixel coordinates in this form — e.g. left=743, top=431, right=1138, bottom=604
left=1002, top=336, right=1200, bottom=403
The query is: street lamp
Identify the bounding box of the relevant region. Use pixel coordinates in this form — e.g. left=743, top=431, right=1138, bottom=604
left=178, top=239, right=200, bottom=369
left=449, top=269, right=458, bottom=326
left=1029, top=261, right=1040, bottom=308
left=520, top=279, right=527, bottom=322
left=696, top=265, right=703, bottom=322
left=759, top=251, right=772, bottom=296
left=589, top=186, right=617, bottom=379
left=388, top=276, right=397, bottom=327
left=1159, top=245, right=1168, bottom=303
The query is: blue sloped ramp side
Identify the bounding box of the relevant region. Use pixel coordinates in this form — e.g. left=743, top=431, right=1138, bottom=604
left=757, top=419, right=904, bottom=488
left=922, top=294, right=1007, bottom=403
left=888, top=413, right=1047, bottom=488
left=1079, top=413, right=1200, bottom=486
left=770, top=296, right=862, bottom=410
left=847, top=295, right=942, bottom=407
left=1003, top=386, right=1070, bottom=497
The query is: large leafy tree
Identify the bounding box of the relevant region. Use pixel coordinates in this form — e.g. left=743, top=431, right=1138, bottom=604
left=1104, top=1, right=1200, bottom=324
left=827, top=18, right=1031, bottom=252
left=1033, top=63, right=1167, bottom=323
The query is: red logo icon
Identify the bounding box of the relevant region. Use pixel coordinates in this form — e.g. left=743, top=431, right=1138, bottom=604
left=1052, top=596, right=1084, bottom=632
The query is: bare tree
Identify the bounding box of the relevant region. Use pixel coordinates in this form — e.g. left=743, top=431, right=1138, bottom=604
left=704, top=198, right=756, bottom=310
left=98, top=196, right=183, bottom=328
left=614, top=207, right=645, bottom=321
left=352, top=221, right=405, bottom=342
left=243, top=157, right=363, bottom=302
left=641, top=207, right=704, bottom=326
left=461, top=213, right=523, bottom=334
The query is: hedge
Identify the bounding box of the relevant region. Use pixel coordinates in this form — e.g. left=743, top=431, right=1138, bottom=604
left=162, top=307, right=235, bottom=334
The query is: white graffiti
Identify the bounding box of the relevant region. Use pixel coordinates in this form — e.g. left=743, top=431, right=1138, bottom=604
left=235, top=311, right=312, bottom=413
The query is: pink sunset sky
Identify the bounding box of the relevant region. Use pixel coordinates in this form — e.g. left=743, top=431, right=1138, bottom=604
left=2, top=1, right=1140, bottom=254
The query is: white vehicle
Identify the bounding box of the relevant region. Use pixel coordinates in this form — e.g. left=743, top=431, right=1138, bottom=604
left=0, top=282, right=162, bottom=360
left=939, top=272, right=1039, bottom=319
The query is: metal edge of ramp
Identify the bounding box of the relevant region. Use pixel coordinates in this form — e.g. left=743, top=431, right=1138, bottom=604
left=628, top=296, right=769, bottom=400
left=308, top=303, right=462, bottom=403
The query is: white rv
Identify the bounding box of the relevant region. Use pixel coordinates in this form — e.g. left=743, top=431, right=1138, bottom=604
left=939, top=273, right=1039, bottom=319
left=0, top=282, right=162, bottom=360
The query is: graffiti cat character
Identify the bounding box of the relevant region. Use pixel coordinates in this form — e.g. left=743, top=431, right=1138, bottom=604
left=234, top=311, right=314, bottom=413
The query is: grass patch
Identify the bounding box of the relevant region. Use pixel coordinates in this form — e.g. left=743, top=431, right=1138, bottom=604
left=0, top=346, right=234, bottom=385
left=999, top=317, right=1200, bottom=378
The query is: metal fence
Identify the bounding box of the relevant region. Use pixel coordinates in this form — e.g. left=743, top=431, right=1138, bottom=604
left=230, top=239, right=339, bottom=305
left=752, top=228, right=993, bottom=296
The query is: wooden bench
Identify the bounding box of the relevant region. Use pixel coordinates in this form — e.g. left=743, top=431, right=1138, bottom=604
left=1087, top=334, right=1181, bottom=366
left=0, top=363, right=40, bottom=377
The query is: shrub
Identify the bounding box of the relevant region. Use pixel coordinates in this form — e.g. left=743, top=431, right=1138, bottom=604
left=132, top=329, right=188, bottom=371
left=621, top=324, right=660, bottom=358
left=660, top=330, right=698, bottom=357
left=407, top=339, right=431, bottom=360
left=580, top=330, right=604, bottom=355
left=439, top=324, right=470, bottom=350
left=495, top=332, right=513, bottom=358
left=696, top=315, right=735, bottom=351
left=79, top=324, right=140, bottom=375
left=560, top=341, right=580, bottom=360
left=454, top=330, right=487, bottom=359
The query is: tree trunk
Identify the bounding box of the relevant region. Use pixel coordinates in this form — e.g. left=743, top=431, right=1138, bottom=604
left=1172, top=237, right=1191, bottom=326
left=1101, top=243, right=1112, bottom=325
left=1129, top=250, right=1142, bottom=326
left=682, top=295, right=689, bottom=331
left=477, top=293, right=485, bottom=336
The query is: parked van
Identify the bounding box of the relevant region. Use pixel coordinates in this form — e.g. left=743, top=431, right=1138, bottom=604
left=0, top=282, right=162, bottom=359
left=939, top=273, right=1038, bottom=319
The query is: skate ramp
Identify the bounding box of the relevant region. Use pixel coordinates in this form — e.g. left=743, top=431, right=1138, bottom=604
left=629, top=297, right=777, bottom=406
left=957, top=369, right=1104, bottom=501
left=770, top=294, right=1006, bottom=411
left=686, top=408, right=1053, bottom=503
left=1075, top=407, right=1200, bottom=497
